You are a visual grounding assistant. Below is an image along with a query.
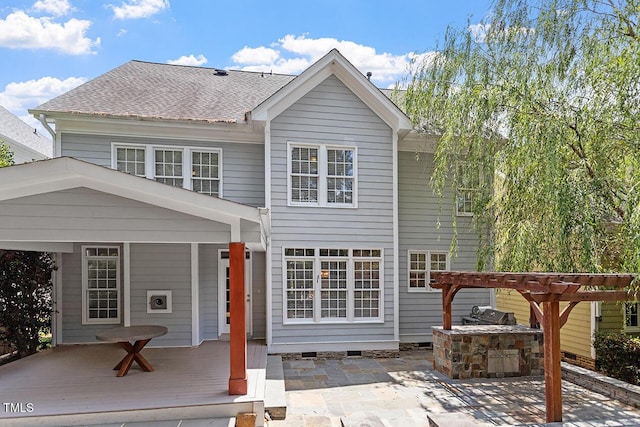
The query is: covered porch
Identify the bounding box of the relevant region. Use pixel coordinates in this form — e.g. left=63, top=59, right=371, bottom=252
left=0, top=341, right=268, bottom=426
left=0, top=157, right=270, bottom=402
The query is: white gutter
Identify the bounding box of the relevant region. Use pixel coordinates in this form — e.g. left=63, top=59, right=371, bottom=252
left=38, top=114, right=56, bottom=140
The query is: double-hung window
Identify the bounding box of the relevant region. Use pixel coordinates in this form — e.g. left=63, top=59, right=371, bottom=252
left=112, top=143, right=221, bottom=197
left=288, top=143, right=356, bottom=207
left=82, top=246, right=120, bottom=324
left=456, top=161, right=480, bottom=216
left=408, top=250, right=449, bottom=292
left=284, top=248, right=382, bottom=323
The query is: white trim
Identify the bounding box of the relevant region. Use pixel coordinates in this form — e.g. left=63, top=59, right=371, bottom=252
left=282, top=247, right=384, bottom=324
left=392, top=132, right=399, bottom=343
left=406, top=249, right=450, bottom=292
left=590, top=301, right=598, bottom=359
left=286, top=141, right=358, bottom=208
left=111, top=142, right=223, bottom=197
left=264, top=121, right=273, bottom=350
left=268, top=339, right=399, bottom=354
left=191, top=243, right=199, bottom=346
left=81, top=245, right=121, bottom=325
left=0, top=157, right=262, bottom=226
left=0, top=242, right=74, bottom=252
left=147, top=290, right=173, bottom=313
left=123, top=242, right=131, bottom=326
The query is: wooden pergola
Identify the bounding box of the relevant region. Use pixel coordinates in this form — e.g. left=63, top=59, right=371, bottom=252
left=430, top=271, right=637, bottom=423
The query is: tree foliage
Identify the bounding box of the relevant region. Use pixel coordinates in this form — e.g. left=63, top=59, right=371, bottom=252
left=0, top=141, right=14, bottom=167
left=0, top=250, right=55, bottom=358
left=403, top=0, right=640, bottom=273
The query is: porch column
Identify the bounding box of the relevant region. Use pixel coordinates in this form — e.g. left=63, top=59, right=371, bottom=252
left=228, top=242, right=247, bottom=395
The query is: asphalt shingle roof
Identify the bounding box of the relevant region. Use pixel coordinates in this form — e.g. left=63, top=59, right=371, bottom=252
left=0, top=105, right=52, bottom=156
left=33, top=61, right=296, bottom=123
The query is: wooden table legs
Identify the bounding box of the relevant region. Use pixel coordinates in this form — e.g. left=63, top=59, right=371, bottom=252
left=113, top=339, right=154, bottom=377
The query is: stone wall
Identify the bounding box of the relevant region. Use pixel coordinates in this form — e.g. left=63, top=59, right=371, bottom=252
left=433, top=325, right=544, bottom=379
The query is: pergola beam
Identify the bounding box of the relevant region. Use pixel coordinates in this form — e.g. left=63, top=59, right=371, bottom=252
left=431, top=271, right=637, bottom=424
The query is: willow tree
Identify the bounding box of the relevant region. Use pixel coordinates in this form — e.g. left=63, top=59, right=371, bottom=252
left=403, top=0, right=640, bottom=273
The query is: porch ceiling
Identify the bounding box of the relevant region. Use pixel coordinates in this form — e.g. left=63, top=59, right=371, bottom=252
left=0, top=157, right=267, bottom=250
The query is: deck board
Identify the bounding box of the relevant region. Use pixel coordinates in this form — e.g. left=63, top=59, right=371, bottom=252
left=0, top=340, right=267, bottom=423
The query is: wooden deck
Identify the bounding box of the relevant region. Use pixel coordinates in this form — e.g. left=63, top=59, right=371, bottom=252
left=0, top=340, right=267, bottom=426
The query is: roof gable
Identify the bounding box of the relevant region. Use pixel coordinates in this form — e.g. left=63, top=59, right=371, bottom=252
left=0, top=105, right=52, bottom=158
left=250, top=49, right=412, bottom=135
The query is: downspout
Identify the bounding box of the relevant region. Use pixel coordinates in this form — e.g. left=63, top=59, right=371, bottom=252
left=38, top=114, right=57, bottom=156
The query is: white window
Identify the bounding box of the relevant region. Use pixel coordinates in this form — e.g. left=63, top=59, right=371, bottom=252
left=284, top=248, right=382, bottom=323
left=625, top=302, right=639, bottom=331
left=408, top=250, right=449, bottom=292
left=82, top=246, right=120, bottom=324
left=456, top=161, right=480, bottom=216
left=288, top=143, right=356, bottom=207
left=112, top=143, right=222, bottom=197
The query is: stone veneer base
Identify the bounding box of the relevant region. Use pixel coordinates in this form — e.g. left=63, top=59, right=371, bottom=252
left=433, top=325, right=544, bottom=379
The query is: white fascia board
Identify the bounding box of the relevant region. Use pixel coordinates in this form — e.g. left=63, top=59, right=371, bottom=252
left=52, top=115, right=264, bottom=145
left=0, top=241, right=74, bottom=252
left=0, top=157, right=262, bottom=226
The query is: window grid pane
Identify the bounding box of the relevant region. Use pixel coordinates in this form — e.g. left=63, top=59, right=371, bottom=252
left=327, top=149, right=354, bottom=204
left=354, top=260, right=380, bottom=318
left=116, top=147, right=145, bottom=176
left=192, top=151, right=220, bottom=196
left=155, top=149, right=183, bottom=187
left=86, top=248, right=119, bottom=320
left=291, top=147, right=318, bottom=202
left=409, top=252, right=428, bottom=289
left=626, top=303, right=639, bottom=328
left=320, top=260, right=348, bottom=318
left=286, top=260, right=314, bottom=319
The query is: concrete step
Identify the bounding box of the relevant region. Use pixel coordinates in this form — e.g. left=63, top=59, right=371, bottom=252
left=264, top=355, right=287, bottom=420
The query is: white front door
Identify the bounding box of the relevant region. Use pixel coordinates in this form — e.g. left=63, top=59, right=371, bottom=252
left=218, top=250, right=252, bottom=336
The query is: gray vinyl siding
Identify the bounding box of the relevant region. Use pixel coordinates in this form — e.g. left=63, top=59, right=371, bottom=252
left=129, top=243, right=192, bottom=347
left=398, top=151, right=491, bottom=342
left=199, top=244, right=219, bottom=341
left=269, top=75, right=395, bottom=349
left=0, top=188, right=231, bottom=243
left=60, top=133, right=265, bottom=207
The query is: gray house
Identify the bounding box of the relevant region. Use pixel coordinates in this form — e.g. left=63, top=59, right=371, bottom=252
left=0, top=105, right=52, bottom=163
left=0, top=49, right=491, bottom=357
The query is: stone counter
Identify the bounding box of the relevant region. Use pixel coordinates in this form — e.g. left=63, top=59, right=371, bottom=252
left=433, top=325, right=544, bottom=379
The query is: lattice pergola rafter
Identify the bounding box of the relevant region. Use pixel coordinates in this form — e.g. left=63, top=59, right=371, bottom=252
left=430, top=271, right=637, bottom=423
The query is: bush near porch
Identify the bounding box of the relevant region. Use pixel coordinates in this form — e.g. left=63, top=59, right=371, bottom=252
left=594, top=332, right=640, bottom=386
left=0, top=250, right=55, bottom=359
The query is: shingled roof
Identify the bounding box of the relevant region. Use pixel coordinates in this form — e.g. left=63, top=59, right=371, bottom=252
left=0, top=105, right=52, bottom=157
left=31, top=61, right=296, bottom=123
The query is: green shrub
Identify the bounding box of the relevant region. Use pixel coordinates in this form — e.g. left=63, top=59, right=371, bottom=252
left=593, top=331, right=640, bottom=385
left=0, top=251, right=55, bottom=358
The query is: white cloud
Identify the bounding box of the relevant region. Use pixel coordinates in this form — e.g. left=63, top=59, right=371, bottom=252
left=109, top=0, right=170, bottom=20
left=167, top=54, right=207, bottom=66
left=117, top=28, right=127, bottom=37
left=0, top=10, right=99, bottom=55
left=229, top=34, right=425, bottom=86
left=32, top=0, right=73, bottom=17
left=0, top=76, right=86, bottom=139
left=232, top=46, right=280, bottom=65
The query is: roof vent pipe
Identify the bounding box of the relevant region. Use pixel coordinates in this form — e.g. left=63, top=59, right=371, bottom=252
left=366, top=72, right=372, bottom=80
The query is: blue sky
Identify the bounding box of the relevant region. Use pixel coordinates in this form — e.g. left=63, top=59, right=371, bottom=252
left=0, top=0, right=493, bottom=133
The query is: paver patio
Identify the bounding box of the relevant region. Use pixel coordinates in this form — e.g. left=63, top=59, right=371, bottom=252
left=266, top=349, right=640, bottom=427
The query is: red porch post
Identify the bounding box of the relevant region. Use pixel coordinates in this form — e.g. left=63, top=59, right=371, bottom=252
left=228, top=242, right=247, bottom=395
